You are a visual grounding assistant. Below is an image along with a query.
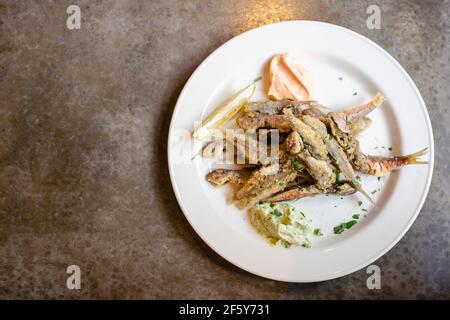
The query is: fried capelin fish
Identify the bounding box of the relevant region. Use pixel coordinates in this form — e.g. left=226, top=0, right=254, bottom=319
left=204, top=93, right=428, bottom=207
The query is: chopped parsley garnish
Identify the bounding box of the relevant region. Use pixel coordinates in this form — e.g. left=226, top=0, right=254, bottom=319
left=358, top=201, right=363, bottom=206
left=338, top=77, right=343, bottom=81
left=371, top=190, right=377, bottom=194
left=292, top=160, right=304, bottom=170
left=333, top=224, right=345, bottom=234
left=355, top=175, right=361, bottom=181
left=377, top=177, right=381, bottom=181
left=345, top=220, right=357, bottom=228
left=334, top=220, right=358, bottom=234
left=270, top=203, right=275, bottom=208
left=352, top=214, right=360, bottom=219
left=300, top=212, right=306, bottom=217
left=272, top=209, right=282, bottom=217
left=279, top=182, right=284, bottom=187
left=388, top=147, right=393, bottom=151
left=353, top=92, right=358, bottom=96
left=362, top=208, right=368, bottom=212
left=314, top=228, right=323, bottom=236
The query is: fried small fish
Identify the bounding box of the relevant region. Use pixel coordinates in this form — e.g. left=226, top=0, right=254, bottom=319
left=235, top=162, right=298, bottom=208
left=206, top=169, right=249, bottom=186
left=331, top=92, right=384, bottom=133
left=266, top=183, right=356, bottom=203
left=283, top=109, right=328, bottom=161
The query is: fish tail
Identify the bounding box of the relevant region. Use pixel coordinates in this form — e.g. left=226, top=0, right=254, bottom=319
left=339, top=92, right=385, bottom=127
left=403, top=147, right=429, bottom=165
left=352, top=181, right=375, bottom=205
left=371, top=92, right=385, bottom=107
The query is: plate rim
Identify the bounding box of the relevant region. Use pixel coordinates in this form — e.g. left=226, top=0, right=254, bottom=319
left=167, top=20, right=435, bottom=282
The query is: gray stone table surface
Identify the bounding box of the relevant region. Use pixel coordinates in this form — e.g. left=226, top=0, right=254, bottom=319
left=0, top=0, right=449, bottom=299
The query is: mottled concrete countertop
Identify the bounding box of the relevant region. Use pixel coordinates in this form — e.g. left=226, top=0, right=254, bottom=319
left=0, top=0, right=448, bottom=299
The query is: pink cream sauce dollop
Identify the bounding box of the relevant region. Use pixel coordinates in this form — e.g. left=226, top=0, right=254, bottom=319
left=268, top=53, right=314, bottom=101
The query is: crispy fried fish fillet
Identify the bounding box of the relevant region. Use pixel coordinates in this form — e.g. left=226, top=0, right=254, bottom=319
left=283, top=109, right=328, bottom=161
left=266, top=183, right=356, bottom=203
left=243, top=100, right=320, bottom=114
left=298, top=153, right=336, bottom=190
left=206, top=169, right=249, bottom=186
left=235, top=162, right=298, bottom=208
left=329, top=114, right=427, bottom=176
left=284, top=131, right=303, bottom=154
left=236, top=113, right=291, bottom=132
left=331, top=92, right=384, bottom=133
left=237, top=100, right=326, bottom=132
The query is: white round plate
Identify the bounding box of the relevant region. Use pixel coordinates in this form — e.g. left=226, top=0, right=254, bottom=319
left=167, top=21, right=434, bottom=282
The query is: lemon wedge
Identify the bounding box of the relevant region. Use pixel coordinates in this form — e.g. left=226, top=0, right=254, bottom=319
left=192, top=77, right=261, bottom=140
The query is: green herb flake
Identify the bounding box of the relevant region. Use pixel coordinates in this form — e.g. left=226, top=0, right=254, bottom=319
left=353, top=92, right=358, bottom=96
left=272, top=209, right=282, bottom=217
left=345, top=220, right=357, bottom=229
left=292, top=160, right=304, bottom=170
left=334, top=219, right=358, bottom=234
left=338, top=77, right=343, bottom=81
left=334, top=225, right=345, bottom=234
left=377, top=177, right=381, bottom=181
left=389, top=147, right=393, bottom=151
left=356, top=175, right=361, bottom=181
left=352, top=214, right=360, bottom=219
left=362, top=208, right=368, bottom=212
left=253, top=76, right=262, bottom=83
left=358, top=201, right=363, bottom=206
left=270, top=203, right=275, bottom=208
left=371, top=190, right=377, bottom=194
left=300, top=212, right=306, bottom=217
left=314, top=228, right=324, bottom=236
left=279, top=182, right=284, bottom=187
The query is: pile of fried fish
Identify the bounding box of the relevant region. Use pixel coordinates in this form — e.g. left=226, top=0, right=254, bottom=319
left=203, top=93, right=427, bottom=209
